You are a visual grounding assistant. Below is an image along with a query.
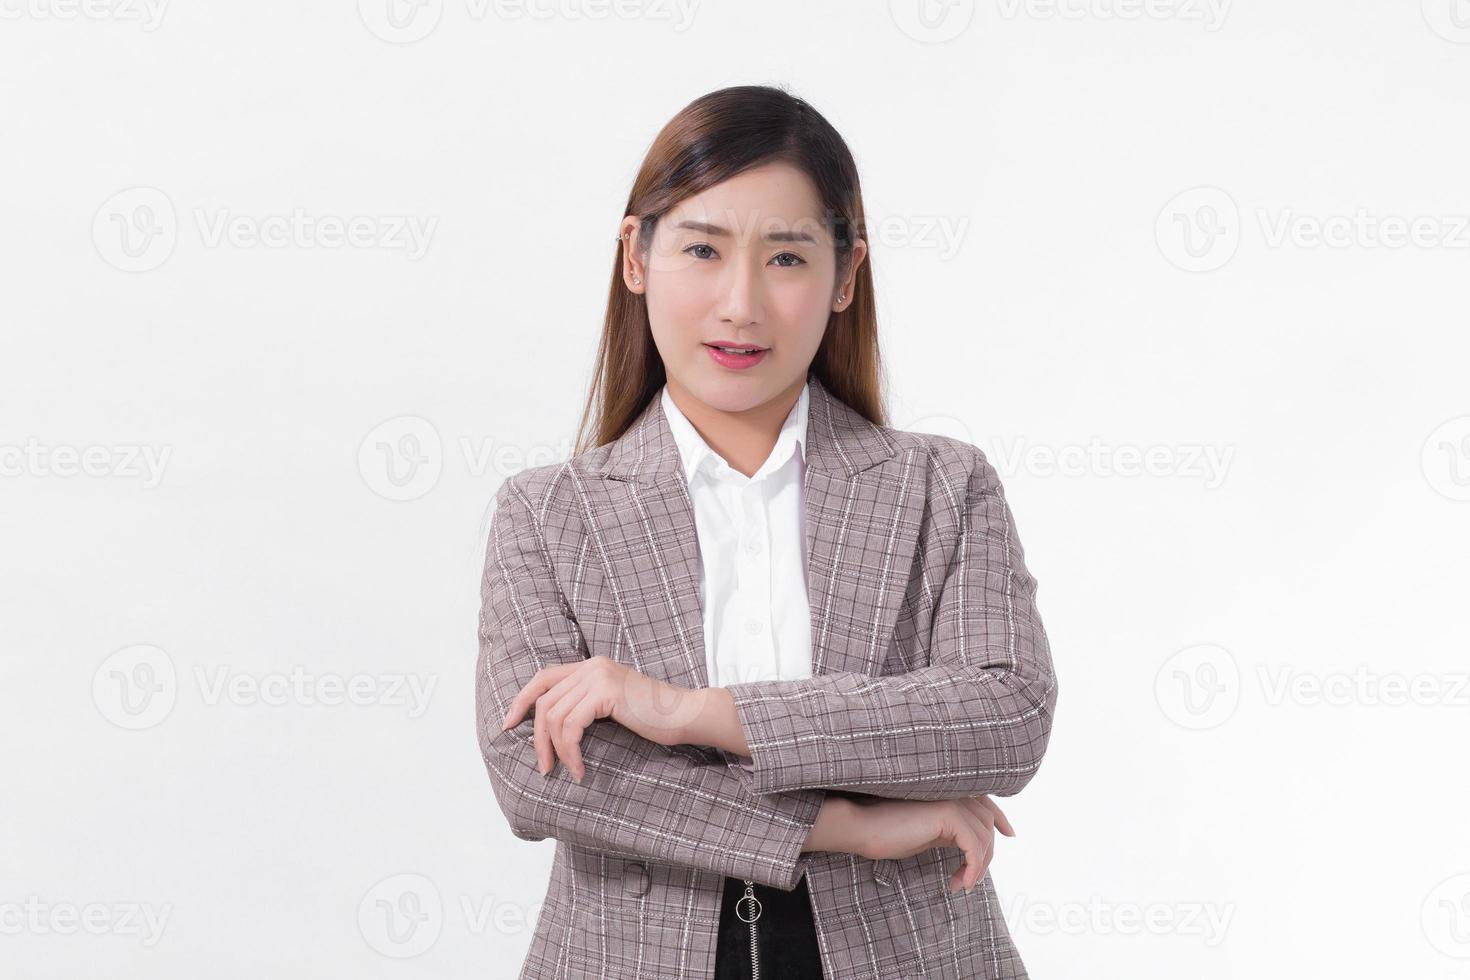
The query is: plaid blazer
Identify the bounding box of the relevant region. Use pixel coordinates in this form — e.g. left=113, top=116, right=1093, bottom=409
left=476, top=371, right=1059, bottom=979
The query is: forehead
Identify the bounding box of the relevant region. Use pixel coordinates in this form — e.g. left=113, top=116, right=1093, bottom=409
left=662, top=162, right=828, bottom=243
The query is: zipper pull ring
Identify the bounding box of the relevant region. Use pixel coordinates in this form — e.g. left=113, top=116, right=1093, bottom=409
left=736, top=879, right=762, bottom=923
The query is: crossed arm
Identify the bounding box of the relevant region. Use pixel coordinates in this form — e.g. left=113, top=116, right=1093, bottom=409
left=476, top=448, right=1058, bottom=890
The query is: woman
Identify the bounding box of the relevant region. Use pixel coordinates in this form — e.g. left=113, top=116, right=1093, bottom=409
left=477, top=84, right=1059, bottom=980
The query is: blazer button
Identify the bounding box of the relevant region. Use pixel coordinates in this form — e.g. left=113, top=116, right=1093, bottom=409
left=622, top=862, right=651, bottom=897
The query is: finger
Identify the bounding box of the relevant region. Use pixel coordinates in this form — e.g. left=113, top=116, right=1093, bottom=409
left=947, top=821, right=983, bottom=895
left=562, top=694, right=602, bottom=783
left=966, top=807, right=997, bottom=889
left=975, top=796, right=1016, bottom=837
left=952, top=806, right=993, bottom=893
left=533, top=696, right=553, bottom=776
left=545, top=678, right=596, bottom=781
left=532, top=674, right=581, bottom=776
left=957, top=795, right=992, bottom=827
left=957, top=797, right=997, bottom=841
left=503, top=663, right=576, bottom=729
left=974, top=827, right=996, bottom=887
left=506, top=671, right=557, bottom=730
left=961, top=814, right=989, bottom=892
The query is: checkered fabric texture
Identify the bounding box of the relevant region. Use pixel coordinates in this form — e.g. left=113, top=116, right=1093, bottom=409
left=477, top=371, right=1059, bottom=979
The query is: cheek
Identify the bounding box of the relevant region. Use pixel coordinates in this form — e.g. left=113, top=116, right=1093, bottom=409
left=645, top=284, right=710, bottom=350
left=645, top=279, right=713, bottom=360
left=766, top=278, right=836, bottom=340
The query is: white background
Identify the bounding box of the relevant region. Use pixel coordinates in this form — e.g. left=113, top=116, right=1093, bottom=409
left=3, top=0, right=1469, bottom=977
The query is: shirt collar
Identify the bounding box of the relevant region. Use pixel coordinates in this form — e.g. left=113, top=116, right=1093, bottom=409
left=660, top=380, right=809, bottom=487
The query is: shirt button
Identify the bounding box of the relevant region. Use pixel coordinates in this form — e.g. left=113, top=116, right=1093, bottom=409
left=744, top=538, right=762, bottom=555
left=745, top=618, right=763, bottom=635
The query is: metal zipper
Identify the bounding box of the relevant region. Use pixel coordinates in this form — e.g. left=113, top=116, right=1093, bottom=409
left=736, top=878, right=763, bottom=980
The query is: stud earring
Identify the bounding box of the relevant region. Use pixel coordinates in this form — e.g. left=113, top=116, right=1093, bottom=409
left=633, top=276, right=641, bottom=284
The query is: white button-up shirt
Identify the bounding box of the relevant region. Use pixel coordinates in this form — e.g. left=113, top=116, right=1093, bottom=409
left=660, top=381, right=814, bottom=689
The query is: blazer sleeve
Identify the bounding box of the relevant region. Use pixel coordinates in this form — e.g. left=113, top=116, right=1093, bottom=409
left=476, top=474, right=827, bottom=891
left=721, top=445, right=1059, bottom=801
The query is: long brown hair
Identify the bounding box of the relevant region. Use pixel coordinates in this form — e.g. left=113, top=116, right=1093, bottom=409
left=573, top=84, right=887, bottom=455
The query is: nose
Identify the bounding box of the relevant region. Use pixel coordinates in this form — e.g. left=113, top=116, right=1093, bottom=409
left=715, top=257, right=766, bottom=327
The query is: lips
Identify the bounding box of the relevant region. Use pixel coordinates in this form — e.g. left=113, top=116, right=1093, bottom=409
left=703, top=343, right=769, bottom=370
left=703, top=341, right=769, bottom=353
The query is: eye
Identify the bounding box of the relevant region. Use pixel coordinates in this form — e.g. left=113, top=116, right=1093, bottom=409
left=684, top=243, right=717, bottom=260
left=771, top=252, right=805, bottom=267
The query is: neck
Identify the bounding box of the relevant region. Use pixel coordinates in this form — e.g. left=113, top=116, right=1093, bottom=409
left=665, top=375, right=805, bottom=479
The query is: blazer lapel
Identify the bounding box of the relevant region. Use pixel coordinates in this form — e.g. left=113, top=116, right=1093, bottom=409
left=595, top=371, right=917, bottom=689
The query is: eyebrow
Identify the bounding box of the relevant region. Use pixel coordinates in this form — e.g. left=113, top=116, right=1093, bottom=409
left=672, top=219, right=818, bottom=245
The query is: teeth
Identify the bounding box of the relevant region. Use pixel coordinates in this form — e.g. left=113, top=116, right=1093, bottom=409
left=715, top=346, right=761, bottom=354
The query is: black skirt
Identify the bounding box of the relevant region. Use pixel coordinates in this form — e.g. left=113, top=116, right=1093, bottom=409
left=712, top=873, right=825, bottom=979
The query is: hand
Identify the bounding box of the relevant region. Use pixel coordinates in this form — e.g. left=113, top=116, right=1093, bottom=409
left=847, top=796, right=1015, bottom=895
left=499, top=655, right=703, bottom=782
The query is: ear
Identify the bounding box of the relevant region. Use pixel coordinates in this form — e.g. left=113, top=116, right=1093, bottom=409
left=834, top=238, right=867, bottom=311
left=620, top=218, right=646, bottom=294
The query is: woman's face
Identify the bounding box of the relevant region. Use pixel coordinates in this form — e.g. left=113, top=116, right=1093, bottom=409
left=621, top=161, right=865, bottom=415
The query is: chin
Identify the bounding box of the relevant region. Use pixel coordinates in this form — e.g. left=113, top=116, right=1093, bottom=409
left=686, top=372, right=785, bottom=413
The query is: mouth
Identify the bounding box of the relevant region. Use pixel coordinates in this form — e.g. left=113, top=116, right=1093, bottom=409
left=702, top=341, right=770, bottom=370
left=703, top=341, right=769, bottom=354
